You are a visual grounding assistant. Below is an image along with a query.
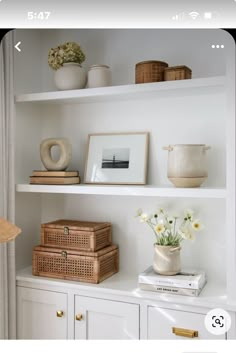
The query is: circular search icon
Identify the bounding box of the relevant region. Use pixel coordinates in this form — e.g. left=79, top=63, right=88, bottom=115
left=205, top=308, right=231, bottom=335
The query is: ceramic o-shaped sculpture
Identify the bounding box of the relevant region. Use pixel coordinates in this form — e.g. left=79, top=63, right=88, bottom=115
left=40, top=138, right=72, bottom=171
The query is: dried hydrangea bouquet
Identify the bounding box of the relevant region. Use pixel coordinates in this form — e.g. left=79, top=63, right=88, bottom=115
left=136, top=208, right=204, bottom=275
left=48, top=41, right=86, bottom=90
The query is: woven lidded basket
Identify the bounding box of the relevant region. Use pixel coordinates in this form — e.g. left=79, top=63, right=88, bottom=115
left=32, top=244, right=119, bottom=284
left=164, top=65, right=192, bottom=81
left=135, top=60, right=168, bottom=83
left=41, top=219, right=111, bottom=252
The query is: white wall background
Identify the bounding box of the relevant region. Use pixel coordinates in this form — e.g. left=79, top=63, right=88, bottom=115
left=13, top=29, right=230, bottom=290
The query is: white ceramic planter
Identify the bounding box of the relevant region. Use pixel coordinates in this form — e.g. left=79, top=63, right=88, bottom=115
left=87, top=64, right=111, bottom=88
left=54, top=63, right=87, bottom=90
left=153, top=245, right=181, bottom=275
left=163, top=144, right=211, bottom=187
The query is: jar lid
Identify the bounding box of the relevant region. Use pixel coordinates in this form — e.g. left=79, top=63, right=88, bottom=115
left=164, top=65, right=192, bottom=72
left=136, top=60, right=168, bottom=66
left=89, top=64, right=110, bottom=69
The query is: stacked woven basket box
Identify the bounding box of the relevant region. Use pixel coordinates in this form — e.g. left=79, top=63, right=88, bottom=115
left=32, top=219, right=119, bottom=284
left=135, top=60, right=192, bottom=83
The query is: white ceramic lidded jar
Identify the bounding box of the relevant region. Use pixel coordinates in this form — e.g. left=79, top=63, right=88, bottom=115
left=87, top=65, right=112, bottom=88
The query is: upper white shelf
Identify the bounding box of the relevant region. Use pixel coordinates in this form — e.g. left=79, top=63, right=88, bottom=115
left=15, top=76, right=225, bottom=105
left=16, top=184, right=226, bottom=199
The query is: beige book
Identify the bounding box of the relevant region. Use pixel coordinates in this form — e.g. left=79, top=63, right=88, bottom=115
left=29, top=176, right=80, bottom=185
left=32, top=170, right=79, bottom=177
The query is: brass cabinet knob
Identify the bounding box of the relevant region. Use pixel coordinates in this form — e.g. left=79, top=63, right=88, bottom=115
left=172, top=327, right=198, bottom=338
left=56, top=310, right=64, bottom=318
left=75, top=314, right=83, bottom=321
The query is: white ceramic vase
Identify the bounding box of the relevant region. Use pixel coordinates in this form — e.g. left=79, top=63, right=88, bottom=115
left=54, top=63, right=87, bottom=90
left=153, top=244, right=181, bottom=275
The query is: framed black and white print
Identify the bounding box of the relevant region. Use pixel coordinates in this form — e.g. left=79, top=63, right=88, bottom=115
left=84, top=132, right=149, bottom=184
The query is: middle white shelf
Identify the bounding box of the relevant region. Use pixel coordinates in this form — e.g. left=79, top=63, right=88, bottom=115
left=16, top=184, right=226, bottom=199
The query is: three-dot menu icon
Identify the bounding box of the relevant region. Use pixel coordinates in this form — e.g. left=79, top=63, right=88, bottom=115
left=211, top=44, right=224, bottom=49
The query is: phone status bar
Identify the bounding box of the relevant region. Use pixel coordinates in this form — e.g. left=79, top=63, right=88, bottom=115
left=0, top=0, right=236, bottom=28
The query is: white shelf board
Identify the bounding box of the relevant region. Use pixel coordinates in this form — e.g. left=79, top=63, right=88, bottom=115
left=15, top=76, right=225, bottom=105
left=16, top=266, right=235, bottom=311
left=16, top=183, right=226, bottom=198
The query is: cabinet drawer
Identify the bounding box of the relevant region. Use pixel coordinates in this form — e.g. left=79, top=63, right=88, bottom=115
left=148, top=306, right=225, bottom=340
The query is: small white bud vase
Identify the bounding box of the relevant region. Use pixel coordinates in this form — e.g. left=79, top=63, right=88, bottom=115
left=87, top=64, right=112, bottom=88
left=153, top=245, right=181, bottom=275
left=54, top=63, right=87, bottom=90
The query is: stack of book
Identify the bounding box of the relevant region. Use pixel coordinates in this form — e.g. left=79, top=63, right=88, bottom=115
left=29, top=170, right=80, bottom=185
left=138, top=266, right=206, bottom=297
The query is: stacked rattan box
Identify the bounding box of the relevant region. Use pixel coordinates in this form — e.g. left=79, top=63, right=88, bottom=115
left=32, top=219, right=119, bottom=284
left=135, top=61, right=192, bottom=83
left=135, top=60, right=168, bottom=83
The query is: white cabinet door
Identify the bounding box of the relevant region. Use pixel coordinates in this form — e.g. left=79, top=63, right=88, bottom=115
left=17, top=287, right=67, bottom=339
left=148, top=306, right=225, bottom=340
left=75, top=296, right=139, bottom=339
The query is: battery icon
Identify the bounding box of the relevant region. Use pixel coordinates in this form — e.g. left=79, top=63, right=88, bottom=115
left=204, top=12, right=212, bottom=19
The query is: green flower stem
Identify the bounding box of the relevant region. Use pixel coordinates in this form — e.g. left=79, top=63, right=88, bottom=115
left=161, top=210, right=169, bottom=224
left=146, top=221, right=159, bottom=242
left=173, top=217, right=177, bottom=236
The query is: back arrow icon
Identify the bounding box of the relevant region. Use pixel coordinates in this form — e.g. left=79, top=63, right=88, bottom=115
left=15, top=42, right=21, bottom=52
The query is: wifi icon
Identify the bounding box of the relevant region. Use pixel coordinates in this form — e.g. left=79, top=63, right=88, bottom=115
left=189, top=11, right=200, bottom=20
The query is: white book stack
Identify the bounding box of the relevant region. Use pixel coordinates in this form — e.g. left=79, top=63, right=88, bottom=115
left=138, top=266, right=207, bottom=297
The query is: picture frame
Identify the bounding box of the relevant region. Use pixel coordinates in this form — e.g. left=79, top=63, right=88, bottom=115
left=84, top=132, right=149, bottom=185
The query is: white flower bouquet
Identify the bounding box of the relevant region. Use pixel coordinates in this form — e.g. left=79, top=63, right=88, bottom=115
left=136, top=208, right=203, bottom=246
left=48, top=41, right=86, bottom=70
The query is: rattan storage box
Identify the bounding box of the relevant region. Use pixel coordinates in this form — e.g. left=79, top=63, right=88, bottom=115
left=164, top=65, right=192, bottom=81
left=41, top=219, right=112, bottom=252
left=135, top=60, right=168, bottom=83
left=32, top=244, right=119, bottom=284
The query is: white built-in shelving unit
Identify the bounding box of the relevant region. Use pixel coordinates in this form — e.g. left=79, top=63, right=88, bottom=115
left=15, top=73, right=234, bottom=300
left=13, top=29, right=236, bottom=340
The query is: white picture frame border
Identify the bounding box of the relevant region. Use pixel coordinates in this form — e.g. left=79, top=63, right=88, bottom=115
left=84, top=132, right=149, bottom=185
